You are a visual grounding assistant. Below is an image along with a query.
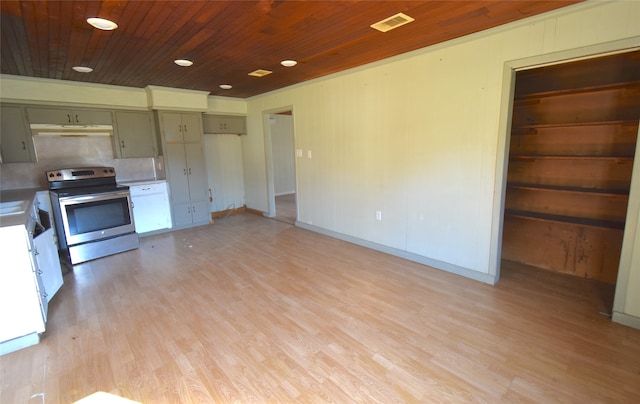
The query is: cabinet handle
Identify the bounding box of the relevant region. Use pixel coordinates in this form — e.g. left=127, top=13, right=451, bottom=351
left=187, top=206, right=191, bottom=213
left=75, top=114, right=79, bottom=123
left=42, top=292, right=48, bottom=298
left=121, top=140, right=126, bottom=148
left=21, top=141, right=26, bottom=150
left=67, top=114, right=72, bottom=123
left=188, top=168, right=192, bottom=175
left=178, top=124, right=183, bottom=133
left=37, top=269, right=43, bottom=275
left=192, top=205, right=196, bottom=213
left=183, top=168, right=187, bottom=176
left=184, top=124, right=187, bottom=133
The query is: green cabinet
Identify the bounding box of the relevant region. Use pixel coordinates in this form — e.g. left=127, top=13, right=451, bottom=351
left=113, top=111, right=157, bottom=158
left=202, top=114, right=246, bottom=135
left=158, top=112, right=210, bottom=228
left=159, top=112, right=202, bottom=143
left=0, top=105, right=36, bottom=163
left=25, top=107, right=112, bottom=126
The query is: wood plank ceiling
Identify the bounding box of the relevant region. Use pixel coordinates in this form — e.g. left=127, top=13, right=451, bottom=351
left=1, top=0, right=583, bottom=99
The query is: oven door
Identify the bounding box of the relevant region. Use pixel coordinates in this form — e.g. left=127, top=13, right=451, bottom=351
left=58, top=190, right=135, bottom=246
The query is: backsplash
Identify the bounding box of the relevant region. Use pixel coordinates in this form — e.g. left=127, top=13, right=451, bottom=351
left=0, top=135, right=163, bottom=190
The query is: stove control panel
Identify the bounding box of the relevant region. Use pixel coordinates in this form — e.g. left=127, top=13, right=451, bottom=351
left=46, top=167, right=116, bottom=182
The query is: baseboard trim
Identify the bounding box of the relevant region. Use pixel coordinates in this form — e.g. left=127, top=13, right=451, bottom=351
left=295, top=221, right=497, bottom=285
left=612, top=311, right=640, bottom=330
left=211, top=205, right=247, bottom=219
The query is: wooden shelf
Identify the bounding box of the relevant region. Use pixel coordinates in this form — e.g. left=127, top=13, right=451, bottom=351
left=513, top=119, right=639, bottom=131
left=503, top=52, right=639, bottom=283
left=507, top=183, right=629, bottom=196
left=504, top=209, right=625, bottom=230
left=509, top=154, right=633, bottom=161
left=514, top=81, right=640, bottom=101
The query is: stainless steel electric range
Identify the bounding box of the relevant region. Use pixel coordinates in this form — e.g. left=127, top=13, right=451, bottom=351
left=47, top=167, right=139, bottom=265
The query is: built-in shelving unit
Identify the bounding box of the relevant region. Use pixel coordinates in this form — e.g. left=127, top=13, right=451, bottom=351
left=502, top=51, right=640, bottom=284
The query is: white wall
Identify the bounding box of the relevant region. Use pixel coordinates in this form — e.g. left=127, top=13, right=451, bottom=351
left=243, top=1, right=640, bottom=290
left=270, top=114, right=295, bottom=195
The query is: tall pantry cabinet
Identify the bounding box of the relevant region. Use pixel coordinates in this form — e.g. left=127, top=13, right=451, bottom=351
left=156, top=112, right=210, bottom=229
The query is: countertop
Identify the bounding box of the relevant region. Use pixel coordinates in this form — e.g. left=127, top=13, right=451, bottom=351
left=0, top=188, right=40, bottom=228
left=118, top=179, right=167, bottom=186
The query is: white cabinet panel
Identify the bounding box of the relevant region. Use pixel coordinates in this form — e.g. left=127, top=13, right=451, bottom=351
left=128, top=181, right=172, bottom=234
left=34, top=228, right=63, bottom=300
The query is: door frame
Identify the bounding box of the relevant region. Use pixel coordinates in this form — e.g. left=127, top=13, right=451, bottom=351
left=262, top=106, right=296, bottom=219
left=489, top=39, right=640, bottom=291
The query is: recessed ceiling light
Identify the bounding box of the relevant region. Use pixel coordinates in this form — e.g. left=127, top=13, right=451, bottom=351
left=72, top=66, right=93, bottom=73
left=87, top=17, right=118, bottom=31
left=174, top=59, right=193, bottom=67
left=219, top=84, right=232, bottom=90
left=281, top=60, right=297, bottom=67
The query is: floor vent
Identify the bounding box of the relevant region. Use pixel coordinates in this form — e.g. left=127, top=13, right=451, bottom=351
left=370, top=13, right=415, bottom=33
left=248, top=69, right=272, bottom=77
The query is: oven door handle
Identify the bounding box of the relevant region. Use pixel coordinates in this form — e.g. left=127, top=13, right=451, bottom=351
left=59, top=191, right=131, bottom=204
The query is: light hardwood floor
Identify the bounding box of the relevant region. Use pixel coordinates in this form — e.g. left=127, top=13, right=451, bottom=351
left=1, top=214, right=639, bottom=403
left=274, top=193, right=296, bottom=225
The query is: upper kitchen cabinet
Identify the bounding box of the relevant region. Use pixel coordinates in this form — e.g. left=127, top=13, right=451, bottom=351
left=113, top=111, right=157, bottom=158
left=0, top=105, right=36, bottom=163
left=159, top=112, right=202, bottom=143
left=25, top=106, right=113, bottom=126
left=203, top=114, right=246, bottom=135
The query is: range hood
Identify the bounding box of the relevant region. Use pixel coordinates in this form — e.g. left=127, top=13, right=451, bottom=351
left=30, top=123, right=113, bottom=137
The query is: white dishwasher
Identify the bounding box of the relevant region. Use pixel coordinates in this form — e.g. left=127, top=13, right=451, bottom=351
left=124, top=180, right=172, bottom=234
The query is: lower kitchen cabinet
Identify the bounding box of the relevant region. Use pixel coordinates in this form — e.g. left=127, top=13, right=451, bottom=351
left=173, top=200, right=210, bottom=227
left=127, top=180, right=172, bottom=234
left=1, top=193, right=63, bottom=355
left=165, top=143, right=209, bottom=228
left=34, top=227, right=63, bottom=301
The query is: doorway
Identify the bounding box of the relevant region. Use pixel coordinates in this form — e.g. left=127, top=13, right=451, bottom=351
left=499, top=50, right=640, bottom=312
left=264, top=109, right=297, bottom=224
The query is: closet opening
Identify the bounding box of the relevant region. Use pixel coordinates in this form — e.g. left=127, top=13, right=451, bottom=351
left=500, top=50, right=640, bottom=313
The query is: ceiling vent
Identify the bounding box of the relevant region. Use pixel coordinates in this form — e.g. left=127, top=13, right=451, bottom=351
left=370, top=13, right=415, bottom=33
left=248, top=69, right=273, bottom=77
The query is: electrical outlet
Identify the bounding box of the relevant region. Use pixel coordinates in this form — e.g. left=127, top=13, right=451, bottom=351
left=296, top=149, right=303, bottom=157
left=307, top=150, right=312, bottom=158
left=376, top=210, right=382, bottom=221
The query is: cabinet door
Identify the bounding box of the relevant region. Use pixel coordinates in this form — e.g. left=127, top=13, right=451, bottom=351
left=26, top=107, right=73, bottom=125
left=1, top=105, right=35, bottom=163
left=165, top=143, right=190, bottom=204
left=130, top=184, right=172, bottom=233
left=26, top=107, right=112, bottom=125
left=114, top=111, right=156, bottom=158
left=0, top=228, right=46, bottom=343
left=185, top=143, right=208, bottom=202
left=181, top=113, right=203, bottom=143
left=190, top=200, right=210, bottom=224
left=73, top=109, right=113, bottom=125
left=160, top=112, right=185, bottom=143
left=203, top=115, right=246, bottom=134
left=172, top=202, right=194, bottom=227
left=34, top=228, right=63, bottom=300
